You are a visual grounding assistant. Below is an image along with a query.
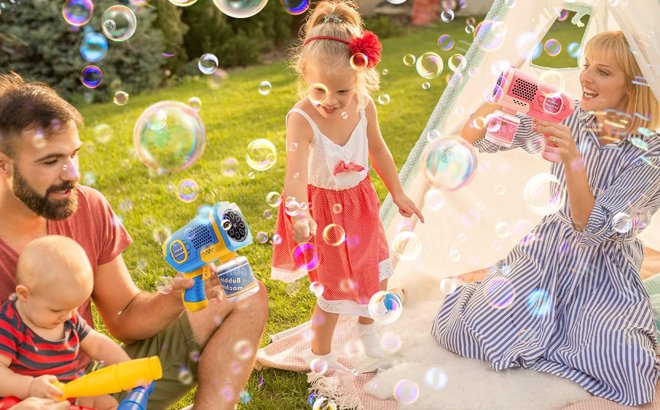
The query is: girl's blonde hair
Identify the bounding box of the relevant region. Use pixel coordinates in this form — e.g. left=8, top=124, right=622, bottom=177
left=289, top=0, right=380, bottom=109
left=584, top=30, right=660, bottom=132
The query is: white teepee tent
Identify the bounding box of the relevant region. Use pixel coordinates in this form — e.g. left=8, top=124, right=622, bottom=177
left=381, top=0, right=660, bottom=287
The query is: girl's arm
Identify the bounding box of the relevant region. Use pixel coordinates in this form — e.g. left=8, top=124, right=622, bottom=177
left=282, top=111, right=314, bottom=224
left=366, top=99, right=424, bottom=222
left=79, top=329, right=131, bottom=366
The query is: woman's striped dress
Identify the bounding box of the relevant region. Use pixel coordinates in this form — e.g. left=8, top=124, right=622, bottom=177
left=431, top=103, right=660, bottom=406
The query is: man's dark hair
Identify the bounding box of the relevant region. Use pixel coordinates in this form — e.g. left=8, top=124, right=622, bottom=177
left=0, top=71, right=83, bottom=158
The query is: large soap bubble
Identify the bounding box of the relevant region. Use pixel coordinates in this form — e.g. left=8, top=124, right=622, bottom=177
left=133, top=101, right=206, bottom=174
left=422, top=137, right=477, bottom=191
left=523, top=173, right=566, bottom=215
left=63, top=0, right=93, bottom=26
left=80, top=32, right=108, bottom=63
left=102, top=5, right=137, bottom=42
left=213, top=0, right=268, bottom=18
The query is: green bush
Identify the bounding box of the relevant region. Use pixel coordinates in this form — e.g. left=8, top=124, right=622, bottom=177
left=180, top=0, right=301, bottom=69
left=365, top=15, right=405, bottom=39
left=0, top=0, right=166, bottom=104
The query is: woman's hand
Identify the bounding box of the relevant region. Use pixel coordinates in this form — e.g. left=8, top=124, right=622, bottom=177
left=393, top=193, right=425, bottom=223
left=533, top=120, right=582, bottom=167
left=293, top=218, right=317, bottom=243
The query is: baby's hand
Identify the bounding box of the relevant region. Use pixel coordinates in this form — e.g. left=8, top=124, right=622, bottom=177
left=28, top=375, right=63, bottom=400
left=293, top=218, right=317, bottom=243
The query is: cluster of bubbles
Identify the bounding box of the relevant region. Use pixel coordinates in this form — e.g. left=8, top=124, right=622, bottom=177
left=421, top=138, right=477, bottom=191
left=133, top=101, right=206, bottom=174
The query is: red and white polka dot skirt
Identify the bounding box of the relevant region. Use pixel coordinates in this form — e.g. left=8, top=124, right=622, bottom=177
left=270, top=176, right=394, bottom=317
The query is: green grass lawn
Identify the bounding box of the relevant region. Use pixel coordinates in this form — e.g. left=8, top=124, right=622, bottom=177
left=77, top=14, right=583, bottom=409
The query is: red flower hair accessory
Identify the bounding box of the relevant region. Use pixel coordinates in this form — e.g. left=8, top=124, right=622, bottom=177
left=348, top=30, right=382, bottom=69
left=303, top=30, right=383, bottom=70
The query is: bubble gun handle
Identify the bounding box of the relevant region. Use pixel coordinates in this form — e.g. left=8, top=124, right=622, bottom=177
left=182, top=265, right=213, bottom=312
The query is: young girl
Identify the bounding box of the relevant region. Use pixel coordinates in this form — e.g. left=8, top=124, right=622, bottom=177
left=433, top=31, right=660, bottom=406
left=270, top=0, right=424, bottom=372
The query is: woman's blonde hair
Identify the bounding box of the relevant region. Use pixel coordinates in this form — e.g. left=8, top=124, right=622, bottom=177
left=584, top=31, right=660, bottom=133
left=289, top=0, right=380, bottom=109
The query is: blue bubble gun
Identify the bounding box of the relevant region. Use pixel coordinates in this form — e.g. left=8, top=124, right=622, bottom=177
left=117, top=382, right=155, bottom=410
left=163, top=202, right=259, bottom=312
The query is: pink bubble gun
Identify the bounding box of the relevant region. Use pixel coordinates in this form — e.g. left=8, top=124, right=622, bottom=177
left=485, top=65, right=575, bottom=162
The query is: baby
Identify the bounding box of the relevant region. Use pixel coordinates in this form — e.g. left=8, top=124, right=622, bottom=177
left=0, top=236, right=130, bottom=409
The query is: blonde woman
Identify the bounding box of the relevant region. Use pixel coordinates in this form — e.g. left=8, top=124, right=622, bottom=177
left=432, top=31, right=660, bottom=406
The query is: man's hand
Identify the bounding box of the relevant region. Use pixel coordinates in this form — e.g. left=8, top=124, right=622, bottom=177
left=170, top=268, right=226, bottom=305
left=293, top=218, right=317, bottom=243
left=27, top=375, right=63, bottom=400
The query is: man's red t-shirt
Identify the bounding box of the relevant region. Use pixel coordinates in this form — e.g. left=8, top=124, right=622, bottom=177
left=0, top=186, right=132, bottom=370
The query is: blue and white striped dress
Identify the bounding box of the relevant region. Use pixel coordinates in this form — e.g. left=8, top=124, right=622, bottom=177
left=431, top=103, right=660, bottom=406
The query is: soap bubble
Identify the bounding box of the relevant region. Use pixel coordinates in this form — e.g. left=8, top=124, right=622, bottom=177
left=485, top=277, right=515, bottom=309
left=177, top=179, right=199, bottom=202
left=527, top=289, right=552, bottom=317
left=222, top=158, right=239, bottom=176
left=474, top=20, right=506, bottom=52
left=391, top=231, right=422, bottom=261
left=422, top=82, right=431, bottom=90
left=281, top=0, right=310, bottom=14
left=178, top=366, right=193, bottom=384
left=213, top=0, right=268, bottom=18
left=425, top=368, right=448, bottom=389
left=438, top=34, right=454, bottom=51
left=169, top=0, right=198, bottom=5
left=309, top=281, right=324, bottom=297
left=102, top=5, right=137, bottom=42
left=425, top=189, right=445, bottom=211
left=368, top=291, right=403, bottom=324
left=266, top=192, right=282, bottom=207
left=263, top=210, right=272, bottom=219
left=350, top=53, right=369, bottom=71
left=308, top=83, right=328, bottom=106
left=63, top=0, right=93, bottom=26
left=440, top=278, right=457, bottom=294
left=403, top=54, right=416, bottom=66
left=465, top=24, right=475, bottom=34
left=293, top=243, right=319, bottom=271
left=517, top=32, right=543, bottom=60
left=539, top=70, right=565, bottom=98
left=133, top=101, right=206, bottom=174
left=288, top=142, right=298, bottom=152
left=544, top=39, right=561, bottom=57
left=378, top=94, right=390, bottom=105
left=156, top=275, right=174, bottom=293
left=382, top=69, right=389, bottom=75
left=312, top=395, right=337, bottom=410
left=466, top=16, right=476, bottom=26
left=323, top=224, right=346, bottom=246
left=81, top=65, right=102, bottom=88
left=246, top=139, right=277, bottom=171
left=422, top=137, right=477, bottom=191
left=495, top=184, right=506, bottom=195
left=394, top=380, right=419, bottom=404
left=258, top=81, right=272, bottom=95
left=94, top=124, right=113, bottom=144
left=285, top=282, right=301, bottom=295
left=416, top=52, right=443, bottom=79
left=114, top=91, right=129, bottom=106
left=380, top=332, right=402, bottom=353
left=239, top=390, right=252, bottom=404
left=198, top=53, right=219, bottom=75
left=333, top=204, right=343, bottom=213
left=612, top=212, right=632, bottom=233
left=257, top=232, right=269, bottom=243
left=523, top=173, right=566, bottom=216
left=440, top=9, right=454, bottom=22
left=187, top=97, right=202, bottom=111
left=567, top=42, right=581, bottom=58
left=80, top=32, right=108, bottom=62
left=441, top=0, right=456, bottom=8
left=234, top=340, right=253, bottom=360
left=448, top=54, right=466, bottom=72
left=495, top=222, right=511, bottom=238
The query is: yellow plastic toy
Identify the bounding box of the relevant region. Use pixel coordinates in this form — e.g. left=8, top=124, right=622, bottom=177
left=52, top=357, right=162, bottom=401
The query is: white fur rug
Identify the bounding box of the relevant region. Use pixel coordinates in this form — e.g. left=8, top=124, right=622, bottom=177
left=356, top=271, right=592, bottom=409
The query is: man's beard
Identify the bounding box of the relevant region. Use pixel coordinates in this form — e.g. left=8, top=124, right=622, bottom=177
left=12, top=164, right=78, bottom=220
